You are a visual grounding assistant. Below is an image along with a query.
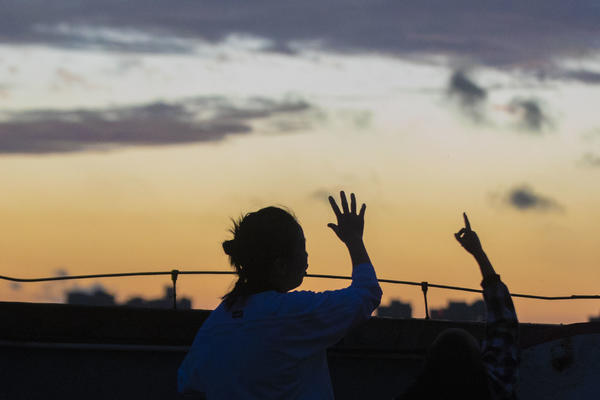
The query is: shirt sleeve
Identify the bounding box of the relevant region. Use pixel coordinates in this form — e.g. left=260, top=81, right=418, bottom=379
left=274, top=262, right=382, bottom=358
left=481, top=274, right=520, bottom=399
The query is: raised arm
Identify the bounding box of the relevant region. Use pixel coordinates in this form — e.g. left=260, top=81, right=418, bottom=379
left=455, top=213, right=519, bottom=398
left=328, top=191, right=371, bottom=266
left=274, top=192, right=380, bottom=353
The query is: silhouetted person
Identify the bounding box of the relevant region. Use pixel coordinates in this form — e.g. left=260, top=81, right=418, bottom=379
left=397, top=213, right=519, bottom=400
left=178, top=191, right=382, bottom=399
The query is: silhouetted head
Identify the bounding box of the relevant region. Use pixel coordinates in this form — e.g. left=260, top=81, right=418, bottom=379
left=222, top=206, right=307, bottom=309
left=401, top=328, right=491, bottom=400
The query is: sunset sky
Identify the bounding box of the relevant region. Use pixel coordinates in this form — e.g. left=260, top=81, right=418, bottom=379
left=1, top=1, right=600, bottom=323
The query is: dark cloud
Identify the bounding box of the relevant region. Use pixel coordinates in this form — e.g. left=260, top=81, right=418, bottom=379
left=508, top=99, right=551, bottom=132
left=506, top=186, right=562, bottom=211
left=2, top=1, right=600, bottom=69
left=445, top=74, right=555, bottom=131
left=0, top=96, right=311, bottom=154
left=561, top=69, right=600, bottom=84
left=448, top=71, right=487, bottom=120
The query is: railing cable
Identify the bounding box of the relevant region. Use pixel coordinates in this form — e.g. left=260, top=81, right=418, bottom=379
left=1, top=270, right=600, bottom=312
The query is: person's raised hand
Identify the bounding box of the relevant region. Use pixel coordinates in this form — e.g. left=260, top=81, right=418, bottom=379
left=454, top=213, right=484, bottom=256
left=328, top=191, right=366, bottom=247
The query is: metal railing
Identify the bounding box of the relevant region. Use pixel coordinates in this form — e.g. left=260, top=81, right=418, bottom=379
left=1, top=270, right=599, bottom=317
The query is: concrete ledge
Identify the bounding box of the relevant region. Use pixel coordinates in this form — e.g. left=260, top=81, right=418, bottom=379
left=0, top=301, right=207, bottom=345
left=3, top=300, right=598, bottom=350
left=2, top=301, right=600, bottom=399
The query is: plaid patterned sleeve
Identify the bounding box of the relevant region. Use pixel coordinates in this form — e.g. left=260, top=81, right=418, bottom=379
left=481, top=274, right=520, bottom=400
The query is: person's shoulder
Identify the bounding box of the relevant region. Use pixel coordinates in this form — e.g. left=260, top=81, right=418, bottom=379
left=269, top=290, right=315, bottom=314
left=283, top=289, right=339, bottom=303
left=196, top=301, right=228, bottom=327
left=267, top=289, right=319, bottom=310
left=233, top=290, right=329, bottom=318
left=276, top=288, right=357, bottom=316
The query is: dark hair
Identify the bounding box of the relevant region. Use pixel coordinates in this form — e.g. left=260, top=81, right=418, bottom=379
left=400, top=328, right=491, bottom=400
left=222, top=206, right=303, bottom=309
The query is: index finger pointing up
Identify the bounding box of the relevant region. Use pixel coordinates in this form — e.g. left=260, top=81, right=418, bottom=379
left=463, top=212, right=471, bottom=231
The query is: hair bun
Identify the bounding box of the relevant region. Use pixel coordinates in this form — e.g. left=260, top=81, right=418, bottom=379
left=222, top=239, right=236, bottom=256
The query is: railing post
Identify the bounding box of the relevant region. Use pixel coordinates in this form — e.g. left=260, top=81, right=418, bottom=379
left=171, top=269, right=179, bottom=310
left=421, top=281, right=430, bottom=320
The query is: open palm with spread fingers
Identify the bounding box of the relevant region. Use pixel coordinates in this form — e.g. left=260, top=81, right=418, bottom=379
left=454, top=212, right=483, bottom=256
left=328, top=191, right=366, bottom=246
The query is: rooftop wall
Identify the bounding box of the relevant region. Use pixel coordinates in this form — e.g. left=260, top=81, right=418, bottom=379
left=1, top=301, right=599, bottom=399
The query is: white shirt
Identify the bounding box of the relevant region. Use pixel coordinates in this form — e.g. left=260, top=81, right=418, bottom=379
left=177, top=263, right=382, bottom=399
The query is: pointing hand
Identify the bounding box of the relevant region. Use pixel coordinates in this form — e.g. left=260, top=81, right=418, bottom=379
left=454, top=213, right=484, bottom=256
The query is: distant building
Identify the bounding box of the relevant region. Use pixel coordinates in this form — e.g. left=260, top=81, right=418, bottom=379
left=377, top=299, right=412, bottom=319
left=66, top=285, right=191, bottom=310
left=124, top=287, right=191, bottom=310
left=431, top=299, right=485, bottom=322
left=67, top=287, right=116, bottom=307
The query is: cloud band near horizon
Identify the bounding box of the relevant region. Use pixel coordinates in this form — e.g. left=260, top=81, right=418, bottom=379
left=0, top=97, right=311, bottom=154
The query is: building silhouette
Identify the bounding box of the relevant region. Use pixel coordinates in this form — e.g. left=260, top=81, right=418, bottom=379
left=376, top=298, right=486, bottom=321
left=124, top=287, right=191, bottom=310
left=67, top=286, right=116, bottom=307
left=431, top=299, right=485, bottom=322
left=377, top=299, right=412, bottom=319
left=66, top=285, right=191, bottom=310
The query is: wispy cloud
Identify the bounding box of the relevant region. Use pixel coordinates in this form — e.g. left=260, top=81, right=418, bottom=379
left=505, top=186, right=563, bottom=212
left=0, top=96, right=312, bottom=154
